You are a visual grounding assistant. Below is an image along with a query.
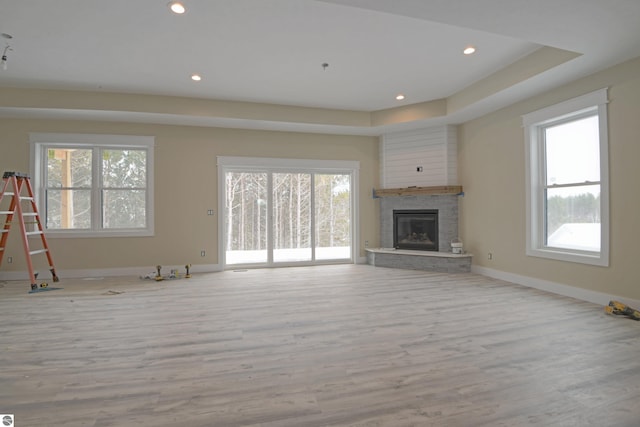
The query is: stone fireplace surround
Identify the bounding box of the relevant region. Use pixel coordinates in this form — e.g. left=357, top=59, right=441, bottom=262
left=366, top=194, right=472, bottom=273
left=381, top=194, right=457, bottom=251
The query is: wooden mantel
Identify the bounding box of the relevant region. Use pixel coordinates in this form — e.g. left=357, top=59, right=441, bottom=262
left=373, top=185, right=463, bottom=197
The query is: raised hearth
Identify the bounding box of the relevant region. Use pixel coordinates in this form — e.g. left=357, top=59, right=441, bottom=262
left=366, top=248, right=472, bottom=273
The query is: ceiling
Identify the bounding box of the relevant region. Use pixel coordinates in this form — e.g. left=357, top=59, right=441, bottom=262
left=1, top=0, right=640, bottom=135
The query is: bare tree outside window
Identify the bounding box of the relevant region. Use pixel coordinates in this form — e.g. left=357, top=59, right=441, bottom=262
left=225, top=170, right=351, bottom=265
left=44, top=147, right=148, bottom=231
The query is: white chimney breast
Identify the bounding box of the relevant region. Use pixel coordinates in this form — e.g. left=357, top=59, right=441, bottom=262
left=380, top=125, right=458, bottom=188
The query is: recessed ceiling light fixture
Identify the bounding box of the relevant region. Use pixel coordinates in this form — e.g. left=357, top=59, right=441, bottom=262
left=191, top=74, right=202, bottom=81
left=396, top=94, right=405, bottom=101
left=463, top=46, right=476, bottom=55
left=168, top=1, right=186, bottom=14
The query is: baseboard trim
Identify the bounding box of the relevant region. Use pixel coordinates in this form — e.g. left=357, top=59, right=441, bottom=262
left=0, top=263, right=223, bottom=281
left=472, top=265, right=640, bottom=308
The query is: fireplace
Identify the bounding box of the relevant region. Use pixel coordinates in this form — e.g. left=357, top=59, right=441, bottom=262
left=393, top=209, right=438, bottom=251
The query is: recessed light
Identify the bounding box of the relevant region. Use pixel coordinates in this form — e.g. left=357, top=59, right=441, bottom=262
left=396, top=94, right=405, bottom=101
left=463, top=46, right=476, bottom=55
left=191, top=74, right=202, bottom=81
left=168, top=2, right=186, bottom=14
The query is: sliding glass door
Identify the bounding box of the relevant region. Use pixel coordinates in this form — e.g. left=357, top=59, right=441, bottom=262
left=219, top=157, right=357, bottom=268
left=315, top=174, right=351, bottom=260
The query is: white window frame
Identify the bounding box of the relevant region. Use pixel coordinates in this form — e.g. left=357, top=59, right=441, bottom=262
left=523, top=89, right=609, bottom=266
left=29, top=133, right=155, bottom=238
left=217, top=156, right=360, bottom=267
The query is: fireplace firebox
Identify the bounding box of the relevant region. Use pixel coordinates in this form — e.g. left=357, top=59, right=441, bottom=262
left=393, top=209, right=438, bottom=251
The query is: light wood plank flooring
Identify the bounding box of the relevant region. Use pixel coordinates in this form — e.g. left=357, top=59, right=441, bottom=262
left=1, top=265, right=639, bottom=426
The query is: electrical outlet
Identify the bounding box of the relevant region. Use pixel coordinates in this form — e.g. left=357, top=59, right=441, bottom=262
left=488, top=252, right=493, bottom=260
left=365, top=240, right=369, bottom=248
left=416, top=166, right=423, bottom=172
left=7, top=256, right=12, bottom=264
left=201, top=250, right=206, bottom=257
left=207, top=209, right=214, bottom=216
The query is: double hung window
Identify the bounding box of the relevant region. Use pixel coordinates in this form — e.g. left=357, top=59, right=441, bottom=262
left=523, top=89, right=609, bottom=266
left=30, top=133, right=154, bottom=237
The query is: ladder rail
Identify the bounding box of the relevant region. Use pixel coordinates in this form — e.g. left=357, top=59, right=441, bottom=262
left=0, top=176, right=11, bottom=204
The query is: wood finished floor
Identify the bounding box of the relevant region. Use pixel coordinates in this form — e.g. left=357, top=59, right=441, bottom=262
left=1, top=264, right=639, bottom=427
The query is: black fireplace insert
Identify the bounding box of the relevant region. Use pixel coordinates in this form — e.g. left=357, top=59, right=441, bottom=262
left=393, top=209, right=438, bottom=251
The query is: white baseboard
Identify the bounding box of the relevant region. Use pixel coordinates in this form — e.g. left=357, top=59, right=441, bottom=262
left=0, top=263, right=223, bottom=281
left=472, top=265, right=640, bottom=308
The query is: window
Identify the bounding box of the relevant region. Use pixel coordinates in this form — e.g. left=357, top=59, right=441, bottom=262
left=30, top=133, right=154, bottom=237
left=523, top=89, right=609, bottom=266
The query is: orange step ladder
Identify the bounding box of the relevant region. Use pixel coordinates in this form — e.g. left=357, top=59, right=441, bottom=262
left=0, top=171, right=60, bottom=293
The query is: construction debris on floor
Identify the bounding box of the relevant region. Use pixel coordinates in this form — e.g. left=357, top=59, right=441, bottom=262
left=140, top=264, right=192, bottom=281
left=605, top=300, right=640, bottom=320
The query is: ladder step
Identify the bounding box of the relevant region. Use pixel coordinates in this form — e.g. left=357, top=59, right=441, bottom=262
left=0, top=230, right=8, bottom=234
left=22, top=213, right=38, bottom=217
left=26, top=231, right=44, bottom=236
left=2, top=192, right=14, bottom=196
left=20, top=196, right=34, bottom=201
left=29, top=249, right=48, bottom=255
left=0, top=211, right=15, bottom=215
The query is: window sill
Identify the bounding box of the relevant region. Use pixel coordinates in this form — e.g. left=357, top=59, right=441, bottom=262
left=526, top=247, right=608, bottom=267
left=44, top=230, right=154, bottom=238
